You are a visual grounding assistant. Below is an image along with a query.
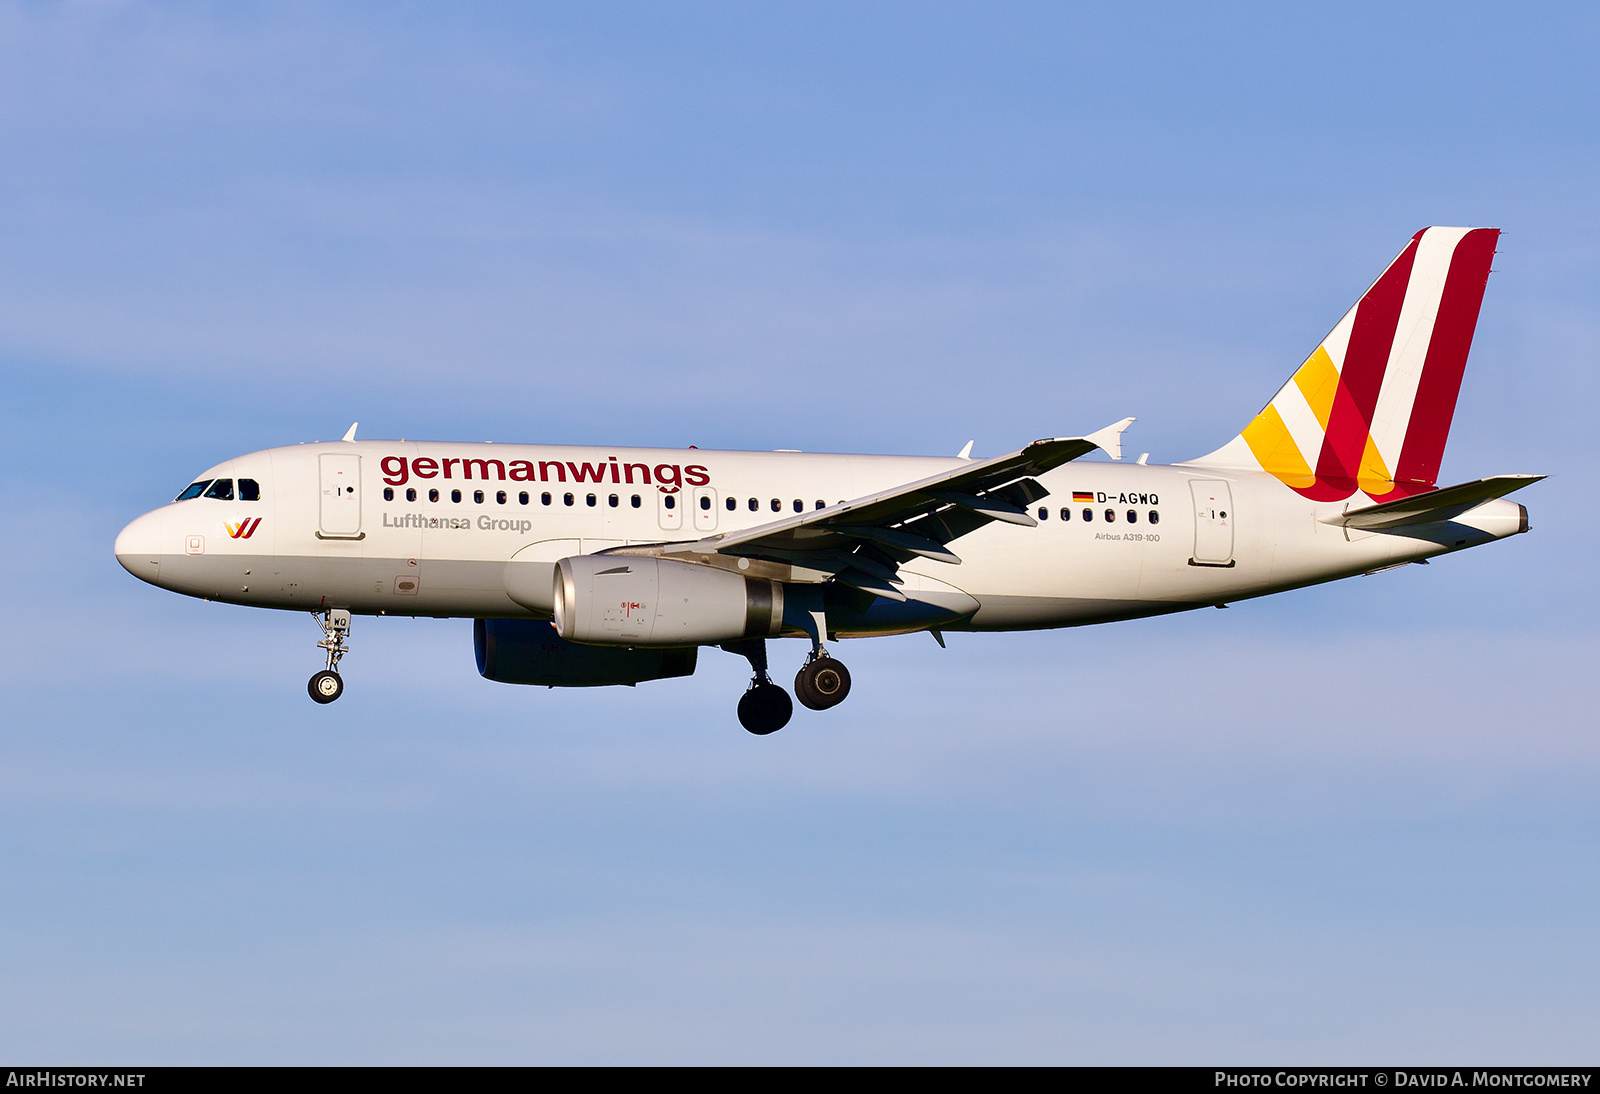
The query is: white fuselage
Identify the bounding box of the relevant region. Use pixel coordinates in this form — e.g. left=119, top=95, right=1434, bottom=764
left=113, top=440, right=1526, bottom=637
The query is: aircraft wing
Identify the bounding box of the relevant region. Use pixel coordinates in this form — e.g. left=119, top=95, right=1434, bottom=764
left=660, top=419, right=1134, bottom=600
left=1324, top=474, right=1545, bottom=531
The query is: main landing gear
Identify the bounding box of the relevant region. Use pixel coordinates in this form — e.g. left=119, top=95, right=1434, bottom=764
left=795, top=653, right=851, bottom=711
left=793, top=607, right=850, bottom=713
left=730, top=639, right=792, bottom=735
left=725, top=635, right=852, bottom=735
left=308, top=608, right=351, bottom=704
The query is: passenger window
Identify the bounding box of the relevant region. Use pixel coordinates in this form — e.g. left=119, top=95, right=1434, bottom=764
left=701, top=495, right=712, bottom=510
left=771, top=499, right=780, bottom=512
left=1149, top=510, right=1160, bottom=525
left=664, top=494, right=676, bottom=510
left=473, top=490, right=484, bottom=504
left=586, top=494, right=596, bottom=507
left=1060, top=508, right=1070, bottom=521
left=541, top=492, right=552, bottom=505
left=1105, top=508, right=1116, bottom=522
left=451, top=489, right=462, bottom=503
left=1037, top=507, right=1048, bottom=520
left=725, top=497, right=736, bottom=511
left=383, top=487, right=394, bottom=501
left=816, top=500, right=825, bottom=509
left=1127, top=509, right=1137, bottom=523
left=518, top=491, right=529, bottom=505
left=563, top=493, right=574, bottom=506
left=429, top=488, right=440, bottom=503
left=1082, top=508, right=1093, bottom=521
left=793, top=500, right=802, bottom=512
left=175, top=480, right=212, bottom=501
left=203, top=479, right=234, bottom=501
left=493, top=491, right=504, bottom=504
left=238, top=479, right=261, bottom=501
left=406, top=488, right=417, bottom=502
left=631, top=495, right=641, bottom=508
left=748, top=498, right=758, bottom=512
left=609, top=494, right=619, bottom=507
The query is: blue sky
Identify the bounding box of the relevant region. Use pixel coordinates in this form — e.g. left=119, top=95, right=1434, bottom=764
left=1, top=1, right=1596, bottom=1062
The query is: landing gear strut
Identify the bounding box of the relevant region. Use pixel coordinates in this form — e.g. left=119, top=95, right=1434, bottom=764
left=727, top=639, right=792, bottom=735
left=308, top=608, right=351, bottom=704
left=794, top=609, right=851, bottom=711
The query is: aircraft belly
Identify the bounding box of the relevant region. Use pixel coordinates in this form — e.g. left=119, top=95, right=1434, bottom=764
left=151, top=553, right=541, bottom=617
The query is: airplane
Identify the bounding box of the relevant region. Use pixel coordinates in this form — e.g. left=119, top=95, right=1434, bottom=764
left=115, top=226, right=1542, bottom=734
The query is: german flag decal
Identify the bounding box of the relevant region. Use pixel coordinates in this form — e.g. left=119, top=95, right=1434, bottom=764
left=1072, top=491, right=1095, bottom=504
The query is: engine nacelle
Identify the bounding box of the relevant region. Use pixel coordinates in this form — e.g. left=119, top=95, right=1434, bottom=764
left=475, top=618, right=697, bottom=687
left=553, top=555, right=783, bottom=646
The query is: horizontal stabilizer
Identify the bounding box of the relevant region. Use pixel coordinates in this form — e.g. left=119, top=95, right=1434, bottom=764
left=1323, top=475, right=1544, bottom=530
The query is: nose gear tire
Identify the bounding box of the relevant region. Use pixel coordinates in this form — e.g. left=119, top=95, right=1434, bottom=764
left=738, top=682, right=793, bottom=734
left=308, top=670, right=344, bottom=704
left=795, top=657, right=851, bottom=711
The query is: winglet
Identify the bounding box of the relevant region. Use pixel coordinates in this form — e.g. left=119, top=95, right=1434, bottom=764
left=957, top=440, right=974, bottom=460
left=342, top=422, right=359, bottom=442
left=1085, top=417, right=1135, bottom=461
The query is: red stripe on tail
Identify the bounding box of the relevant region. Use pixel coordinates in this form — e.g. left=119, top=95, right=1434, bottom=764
left=1391, top=228, right=1500, bottom=491
left=1308, top=231, right=1423, bottom=500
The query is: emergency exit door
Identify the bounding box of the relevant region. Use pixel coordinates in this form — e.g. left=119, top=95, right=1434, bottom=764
left=691, top=487, right=719, bottom=532
left=318, top=453, right=363, bottom=538
left=657, top=489, right=683, bottom=531
left=1189, top=479, right=1234, bottom=566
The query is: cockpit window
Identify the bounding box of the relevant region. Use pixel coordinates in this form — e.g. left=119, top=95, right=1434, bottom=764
left=238, top=478, right=261, bottom=501
left=203, top=479, right=235, bottom=501
left=175, top=480, right=212, bottom=501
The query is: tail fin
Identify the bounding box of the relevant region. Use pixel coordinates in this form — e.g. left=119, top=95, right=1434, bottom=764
left=1192, top=227, right=1500, bottom=501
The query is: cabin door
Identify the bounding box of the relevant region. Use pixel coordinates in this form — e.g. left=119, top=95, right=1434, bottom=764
left=318, top=454, right=363, bottom=537
left=1189, top=479, right=1234, bottom=566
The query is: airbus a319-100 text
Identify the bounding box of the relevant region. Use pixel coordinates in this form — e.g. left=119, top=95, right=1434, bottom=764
left=116, top=227, right=1542, bottom=734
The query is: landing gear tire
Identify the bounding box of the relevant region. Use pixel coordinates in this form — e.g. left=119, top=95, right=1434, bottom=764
left=308, top=670, right=344, bottom=704
left=795, top=656, right=851, bottom=711
left=308, top=609, right=352, bottom=705
left=738, top=682, right=793, bottom=735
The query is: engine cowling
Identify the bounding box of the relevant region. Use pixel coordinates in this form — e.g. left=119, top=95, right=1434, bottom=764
left=553, top=555, right=783, bottom=646
left=475, top=619, right=697, bottom=687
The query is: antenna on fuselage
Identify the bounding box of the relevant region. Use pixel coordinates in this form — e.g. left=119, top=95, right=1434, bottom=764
left=342, top=422, right=359, bottom=442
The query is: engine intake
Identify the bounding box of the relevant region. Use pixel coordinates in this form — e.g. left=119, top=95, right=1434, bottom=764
left=553, top=555, right=783, bottom=646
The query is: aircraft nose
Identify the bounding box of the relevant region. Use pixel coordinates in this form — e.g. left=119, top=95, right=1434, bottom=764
left=115, top=510, right=164, bottom=585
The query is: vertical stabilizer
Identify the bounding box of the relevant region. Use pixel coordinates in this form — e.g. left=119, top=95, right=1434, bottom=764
left=1190, top=227, right=1499, bottom=502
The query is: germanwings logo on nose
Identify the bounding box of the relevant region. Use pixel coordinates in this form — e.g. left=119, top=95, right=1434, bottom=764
left=225, top=518, right=262, bottom=539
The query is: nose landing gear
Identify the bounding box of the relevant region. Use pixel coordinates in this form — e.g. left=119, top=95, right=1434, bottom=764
left=308, top=669, right=343, bottom=703
left=308, top=608, right=351, bottom=704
